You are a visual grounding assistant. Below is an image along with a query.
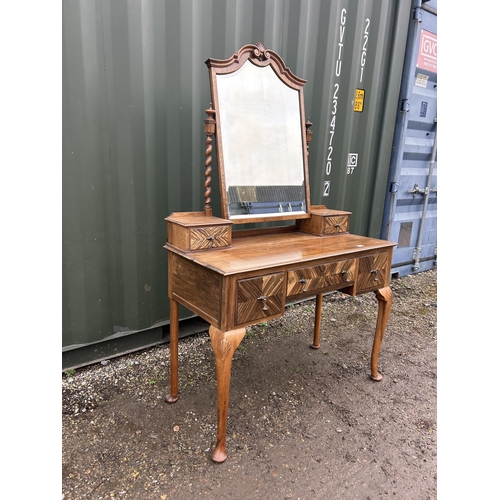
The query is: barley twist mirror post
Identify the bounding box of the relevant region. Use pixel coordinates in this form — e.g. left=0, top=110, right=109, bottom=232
left=203, top=104, right=216, bottom=216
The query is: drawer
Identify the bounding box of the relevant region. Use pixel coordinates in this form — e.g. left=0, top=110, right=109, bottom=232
left=324, top=215, right=350, bottom=234
left=236, top=272, right=285, bottom=326
left=190, top=226, right=231, bottom=250
left=357, top=253, right=389, bottom=293
left=298, top=208, right=351, bottom=236
left=166, top=212, right=232, bottom=251
left=287, top=259, right=355, bottom=297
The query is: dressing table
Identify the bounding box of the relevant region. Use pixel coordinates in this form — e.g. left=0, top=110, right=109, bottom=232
left=164, top=43, right=396, bottom=463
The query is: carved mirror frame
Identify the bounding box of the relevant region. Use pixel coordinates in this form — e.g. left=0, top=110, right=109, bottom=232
left=204, top=42, right=312, bottom=224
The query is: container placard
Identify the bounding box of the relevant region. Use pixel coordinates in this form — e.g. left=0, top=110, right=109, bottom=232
left=417, top=30, right=437, bottom=73
left=354, top=89, right=365, bottom=112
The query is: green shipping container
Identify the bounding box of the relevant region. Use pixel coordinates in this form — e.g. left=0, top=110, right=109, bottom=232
left=62, top=0, right=412, bottom=370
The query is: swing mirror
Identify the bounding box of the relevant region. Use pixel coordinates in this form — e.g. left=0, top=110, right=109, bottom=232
left=205, top=43, right=311, bottom=224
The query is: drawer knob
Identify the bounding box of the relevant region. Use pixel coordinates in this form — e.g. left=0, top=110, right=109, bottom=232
left=370, top=269, right=379, bottom=282
left=334, top=223, right=341, bottom=232
left=206, top=235, right=216, bottom=247
left=299, top=277, right=308, bottom=292
left=341, top=270, right=351, bottom=282
left=258, top=295, right=268, bottom=311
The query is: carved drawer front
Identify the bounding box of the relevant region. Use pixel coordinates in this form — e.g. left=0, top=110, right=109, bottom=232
left=324, top=215, right=350, bottom=234
left=190, top=226, right=230, bottom=250
left=287, top=259, right=355, bottom=297
left=298, top=208, right=351, bottom=235
left=236, top=273, right=285, bottom=325
left=357, top=253, right=389, bottom=292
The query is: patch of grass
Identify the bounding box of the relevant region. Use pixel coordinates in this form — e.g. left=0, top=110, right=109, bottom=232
left=149, top=373, right=165, bottom=386
left=245, top=329, right=258, bottom=339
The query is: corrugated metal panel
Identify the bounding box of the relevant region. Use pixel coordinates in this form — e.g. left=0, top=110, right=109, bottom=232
left=297, top=0, right=412, bottom=236
left=380, top=0, right=437, bottom=277
left=62, top=0, right=411, bottom=368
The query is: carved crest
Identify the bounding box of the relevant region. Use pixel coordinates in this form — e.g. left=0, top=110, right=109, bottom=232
left=206, top=42, right=306, bottom=89
left=253, top=42, right=270, bottom=61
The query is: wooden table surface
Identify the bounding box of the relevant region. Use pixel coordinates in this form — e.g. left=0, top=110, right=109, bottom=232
left=165, top=231, right=394, bottom=276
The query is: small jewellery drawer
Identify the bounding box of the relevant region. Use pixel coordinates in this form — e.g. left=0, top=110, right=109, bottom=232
left=236, top=273, right=285, bottom=326
left=297, top=207, right=351, bottom=236
left=190, top=226, right=230, bottom=250
left=357, top=253, right=389, bottom=293
left=287, top=259, right=356, bottom=297
left=166, top=213, right=232, bottom=251
left=324, top=215, right=350, bottom=234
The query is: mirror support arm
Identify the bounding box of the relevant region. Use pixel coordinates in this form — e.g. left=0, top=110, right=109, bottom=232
left=204, top=103, right=216, bottom=216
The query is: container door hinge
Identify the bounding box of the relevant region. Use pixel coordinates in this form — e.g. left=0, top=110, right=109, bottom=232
left=401, top=99, right=410, bottom=112
left=413, top=7, right=423, bottom=22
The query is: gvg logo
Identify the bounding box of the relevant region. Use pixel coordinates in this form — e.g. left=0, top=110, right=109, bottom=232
left=417, top=30, right=437, bottom=72
left=420, top=32, right=437, bottom=59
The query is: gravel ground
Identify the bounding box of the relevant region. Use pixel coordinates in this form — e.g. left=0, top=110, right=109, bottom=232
left=62, top=269, right=437, bottom=499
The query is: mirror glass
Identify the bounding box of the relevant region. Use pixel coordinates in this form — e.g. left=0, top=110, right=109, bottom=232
left=215, top=61, right=307, bottom=220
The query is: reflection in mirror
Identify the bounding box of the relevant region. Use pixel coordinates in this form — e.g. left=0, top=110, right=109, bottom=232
left=215, top=60, right=307, bottom=220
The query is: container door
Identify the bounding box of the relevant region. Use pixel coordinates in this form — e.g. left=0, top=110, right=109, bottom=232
left=381, top=0, right=437, bottom=277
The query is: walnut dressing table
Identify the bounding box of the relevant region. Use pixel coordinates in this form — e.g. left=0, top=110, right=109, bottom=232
left=164, top=43, right=396, bottom=463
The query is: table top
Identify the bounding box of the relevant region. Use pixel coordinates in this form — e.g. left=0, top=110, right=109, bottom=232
left=165, top=231, right=396, bottom=276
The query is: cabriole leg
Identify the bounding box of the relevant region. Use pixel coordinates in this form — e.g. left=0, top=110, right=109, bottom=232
left=209, top=325, right=246, bottom=463
left=310, top=294, right=322, bottom=349
left=370, top=287, right=393, bottom=381
left=165, top=298, right=179, bottom=403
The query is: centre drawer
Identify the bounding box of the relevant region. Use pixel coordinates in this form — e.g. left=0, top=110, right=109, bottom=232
left=235, top=272, right=285, bottom=326
left=287, top=259, right=356, bottom=297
